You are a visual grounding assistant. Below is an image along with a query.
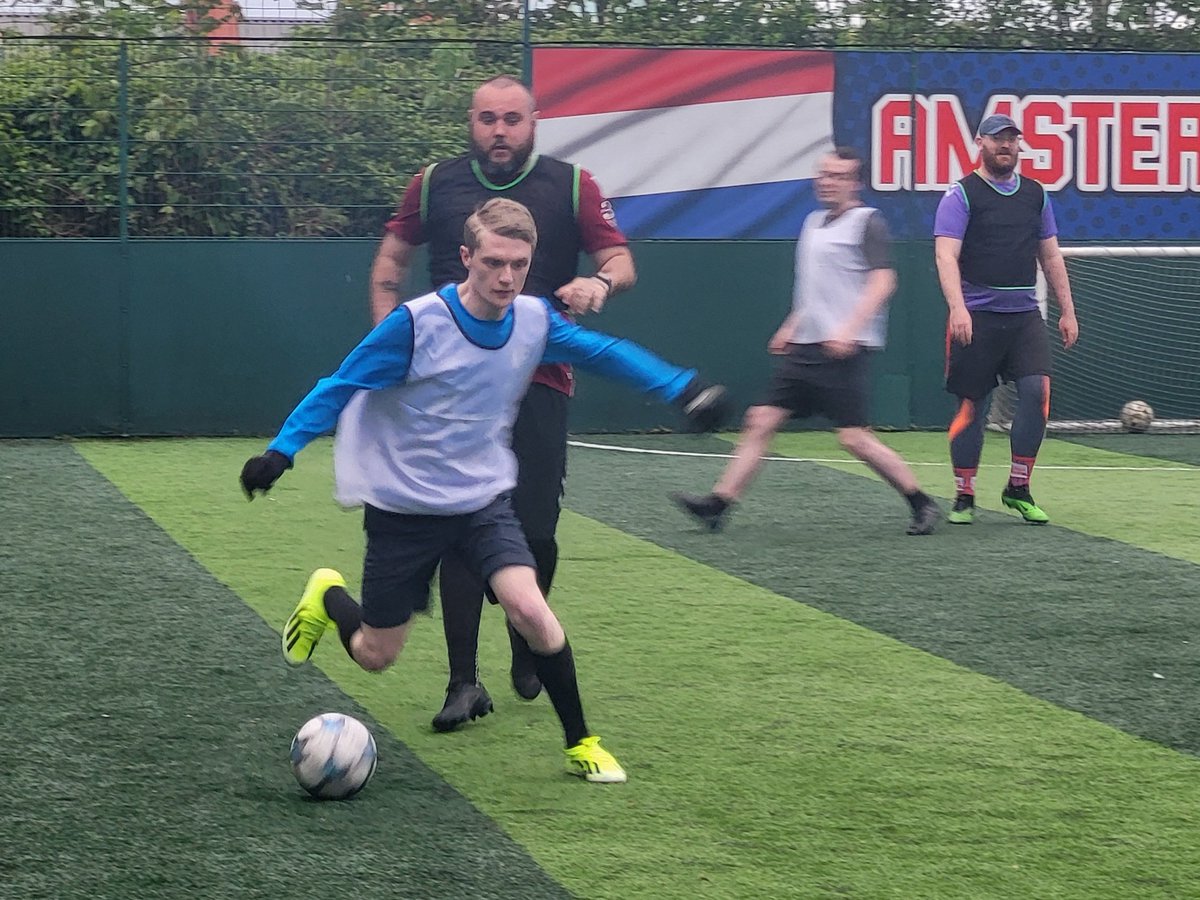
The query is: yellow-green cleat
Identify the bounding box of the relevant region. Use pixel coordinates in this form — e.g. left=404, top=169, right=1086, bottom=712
left=282, top=568, right=345, bottom=666
left=564, top=735, right=627, bottom=784
left=947, top=493, right=976, bottom=525
left=1001, top=484, right=1049, bottom=525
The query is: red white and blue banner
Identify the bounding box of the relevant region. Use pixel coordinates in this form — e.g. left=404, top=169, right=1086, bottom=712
left=533, top=47, right=1200, bottom=242
left=534, top=48, right=835, bottom=239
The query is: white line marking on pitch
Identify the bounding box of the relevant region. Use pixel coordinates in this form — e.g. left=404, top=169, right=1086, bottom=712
left=566, top=440, right=1200, bottom=472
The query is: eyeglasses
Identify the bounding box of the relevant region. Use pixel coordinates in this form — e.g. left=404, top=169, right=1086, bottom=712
left=816, top=171, right=858, bottom=181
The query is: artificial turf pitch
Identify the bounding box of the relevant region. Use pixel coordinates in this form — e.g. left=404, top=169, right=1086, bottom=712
left=4, top=433, right=1200, bottom=898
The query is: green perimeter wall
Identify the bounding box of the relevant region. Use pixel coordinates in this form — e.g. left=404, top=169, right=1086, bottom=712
left=1, top=239, right=954, bottom=436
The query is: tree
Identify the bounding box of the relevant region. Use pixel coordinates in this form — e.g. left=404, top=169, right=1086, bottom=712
left=0, top=35, right=515, bottom=237
left=4, top=0, right=1195, bottom=237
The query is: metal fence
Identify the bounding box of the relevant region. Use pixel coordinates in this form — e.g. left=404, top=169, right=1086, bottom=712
left=8, top=0, right=1191, bottom=49
left=0, top=36, right=523, bottom=238
left=3, top=0, right=1197, bottom=239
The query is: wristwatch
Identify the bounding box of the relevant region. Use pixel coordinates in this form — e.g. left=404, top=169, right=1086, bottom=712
left=591, top=272, right=613, bottom=296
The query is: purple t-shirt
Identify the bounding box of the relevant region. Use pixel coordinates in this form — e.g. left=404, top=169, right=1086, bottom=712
left=934, top=174, right=1058, bottom=313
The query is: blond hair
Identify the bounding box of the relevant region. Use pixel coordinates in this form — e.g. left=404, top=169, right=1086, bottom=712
left=463, top=198, right=538, bottom=252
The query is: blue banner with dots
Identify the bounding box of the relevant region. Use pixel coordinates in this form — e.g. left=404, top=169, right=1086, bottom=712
left=836, top=50, right=1200, bottom=242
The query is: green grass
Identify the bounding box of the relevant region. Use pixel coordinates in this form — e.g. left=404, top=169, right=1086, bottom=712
left=602, top=429, right=1200, bottom=564
left=0, top=441, right=568, bottom=900
left=1060, top=432, right=1200, bottom=467
left=800, top=430, right=1200, bottom=564
left=51, top=434, right=1200, bottom=899
left=570, top=432, right=1200, bottom=755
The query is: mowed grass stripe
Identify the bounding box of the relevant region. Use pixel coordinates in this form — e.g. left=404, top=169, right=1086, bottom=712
left=788, top=431, right=1200, bottom=565
left=1062, top=433, right=1200, bottom=467
left=82, top=438, right=1200, bottom=899
left=1, top=441, right=570, bottom=900
left=605, top=430, right=1200, bottom=564
left=574, top=434, right=1200, bottom=756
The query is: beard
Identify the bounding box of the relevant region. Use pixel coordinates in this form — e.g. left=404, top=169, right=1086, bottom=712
left=471, top=135, right=534, bottom=181
left=980, top=146, right=1017, bottom=178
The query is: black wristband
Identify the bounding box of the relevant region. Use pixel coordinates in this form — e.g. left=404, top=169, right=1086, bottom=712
left=591, top=272, right=613, bottom=296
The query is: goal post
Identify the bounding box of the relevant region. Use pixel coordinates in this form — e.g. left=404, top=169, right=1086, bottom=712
left=987, top=245, right=1200, bottom=434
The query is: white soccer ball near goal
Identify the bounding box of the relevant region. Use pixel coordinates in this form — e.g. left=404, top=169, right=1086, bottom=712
left=290, top=712, right=378, bottom=800
left=1119, top=400, right=1154, bottom=433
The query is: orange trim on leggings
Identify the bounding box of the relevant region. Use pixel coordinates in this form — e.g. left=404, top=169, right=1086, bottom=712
left=948, top=399, right=976, bottom=441
left=1041, top=375, right=1051, bottom=422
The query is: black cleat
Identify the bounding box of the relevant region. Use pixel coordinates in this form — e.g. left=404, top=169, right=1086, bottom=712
left=507, top=621, right=542, bottom=701
left=906, top=498, right=941, bottom=535
left=431, top=682, right=493, bottom=733
left=670, top=492, right=729, bottom=532
left=511, top=670, right=542, bottom=701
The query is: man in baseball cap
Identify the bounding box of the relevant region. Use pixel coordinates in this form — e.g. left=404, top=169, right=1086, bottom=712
left=933, top=108, right=1079, bottom=529
left=977, top=113, right=1022, bottom=136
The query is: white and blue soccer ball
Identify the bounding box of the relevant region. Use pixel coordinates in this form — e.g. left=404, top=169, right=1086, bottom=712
left=289, top=713, right=378, bottom=800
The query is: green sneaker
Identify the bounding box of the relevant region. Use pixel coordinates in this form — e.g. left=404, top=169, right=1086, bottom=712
left=1001, top=484, right=1049, bottom=525
left=282, top=568, right=344, bottom=666
left=947, top=493, right=975, bottom=525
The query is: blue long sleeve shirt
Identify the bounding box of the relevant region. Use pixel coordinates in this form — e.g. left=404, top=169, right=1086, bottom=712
left=268, top=285, right=694, bottom=461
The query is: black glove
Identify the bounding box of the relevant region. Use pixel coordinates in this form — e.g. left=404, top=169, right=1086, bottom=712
left=676, top=377, right=731, bottom=433
left=240, top=450, right=292, bottom=499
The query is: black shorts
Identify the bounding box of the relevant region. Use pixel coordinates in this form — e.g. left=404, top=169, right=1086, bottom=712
left=359, top=495, right=536, bottom=628
left=759, top=344, right=872, bottom=428
left=945, top=309, right=1053, bottom=401
left=511, top=381, right=569, bottom=543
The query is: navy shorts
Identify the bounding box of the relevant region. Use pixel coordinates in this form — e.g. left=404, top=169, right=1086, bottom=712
left=359, top=494, right=536, bottom=629
left=511, top=381, right=569, bottom=543
left=759, top=344, right=872, bottom=428
left=946, top=309, right=1052, bottom=401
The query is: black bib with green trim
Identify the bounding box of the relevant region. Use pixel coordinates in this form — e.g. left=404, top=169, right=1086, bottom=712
left=958, top=172, right=1045, bottom=289
left=422, top=154, right=582, bottom=302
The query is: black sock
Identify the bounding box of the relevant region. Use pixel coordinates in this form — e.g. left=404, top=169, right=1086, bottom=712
left=323, top=586, right=362, bottom=655
left=507, top=618, right=536, bottom=671
left=904, top=490, right=932, bottom=514
left=529, top=538, right=559, bottom=596
left=511, top=539, right=558, bottom=684
left=533, top=639, right=588, bottom=747
left=438, top=552, right=485, bottom=686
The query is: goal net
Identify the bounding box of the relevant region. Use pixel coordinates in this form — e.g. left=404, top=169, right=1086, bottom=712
left=987, top=245, right=1200, bottom=433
